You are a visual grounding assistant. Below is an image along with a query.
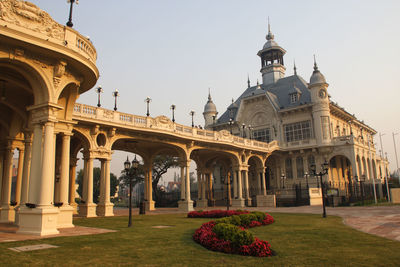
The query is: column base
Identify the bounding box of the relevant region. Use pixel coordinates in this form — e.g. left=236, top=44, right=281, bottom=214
left=57, top=205, right=74, bottom=228
left=70, top=202, right=78, bottom=215
left=17, top=206, right=59, bottom=236
left=78, top=203, right=97, bottom=217
left=178, top=200, right=194, bottom=212
left=0, top=205, right=15, bottom=223
left=196, top=199, right=208, bottom=208
left=231, top=198, right=245, bottom=208
left=145, top=200, right=155, bottom=211
left=245, top=198, right=252, bottom=207
left=96, top=203, right=114, bottom=217
left=255, top=195, right=276, bottom=207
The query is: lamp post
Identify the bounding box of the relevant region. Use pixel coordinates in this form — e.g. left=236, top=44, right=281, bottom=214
left=66, top=0, right=78, bottom=27
left=96, top=86, right=103, bottom=107
left=309, top=160, right=329, bottom=218
left=248, top=125, right=253, bottom=140
left=170, top=104, right=176, bottom=122
left=228, top=118, right=233, bottom=134
left=393, top=132, right=399, bottom=177
left=380, top=133, right=391, bottom=202
left=124, top=155, right=140, bottom=227
left=112, top=89, right=119, bottom=111
left=281, top=173, right=286, bottom=189
left=189, top=110, right=195, bottom=127
left=304, top=172, right=309, bottom=189
left=145, top=97, right=152, bottom=117
left=357, top=175, right=365, bottom=205
left=221, top=171, right=233, bottom=210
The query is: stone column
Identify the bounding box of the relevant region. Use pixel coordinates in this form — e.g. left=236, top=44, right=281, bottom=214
left=14, top=148, right=24, bottom=205
left=208, top=172, right=214, bottom=202
left=197, top=172, right=207, bottom=208
left=18, top=121, right=60, bottom=236
left=257, top=170, right=262, bottom=195
left=0, top=147, right=15, bottom=223
left=232, top=169, right=244, bottom=208
left=178, top=160, right=193, bottom=212
left=57, top=133, right=74, bottom=228
left=260, top=168, right=267, bottom=195
left=0, top=150, right=3, bottom=204
left=180, top=165, right=185, bottom=200
left=145, top=163, right=155, bottom=211
left=69, top=159, right=78, bottom=214
left=79, top=157, right=97, bottom=217
left=232, top=170, right=238, bottom=199
left=244, top=170, right=251, bottom=206
left=97, top=159, right=114, bottom=216
left=197, top=171, right=202, bottom=200
left=20, top=134, right=32, bottom=205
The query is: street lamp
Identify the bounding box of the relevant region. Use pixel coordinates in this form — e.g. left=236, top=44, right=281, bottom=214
left=112, top=89, right=119, bottom=111
left=66, top=0, right=79, bottom=27
left=356, top=175, right=365, bottom=205
left=309, top=160, right=329, bottom=218
left=304, top=172, right=309, bottom=189
left=281, top=173, right=286, bottom=189
left=221, top=171, right=233, bottom=210
left=189, top=110, right=195, bottom=127
left=145, top=97, right=152, bottom=117
left=228, top=118, right=233, bottom=134
left=96, top=86, right=103, bottom=107
left=124, top=155, right=140, bottom=227
left=248, top=125, right=253, bottom=140
left=170, top=104, right=176, bottom=122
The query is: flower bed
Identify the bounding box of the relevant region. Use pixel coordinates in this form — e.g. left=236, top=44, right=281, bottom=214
left=191, top=210, right=275, bottom=257
left=187, top=209, right=249, bottom=218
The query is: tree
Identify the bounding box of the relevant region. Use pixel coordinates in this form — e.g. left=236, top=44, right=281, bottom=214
left=151, top=155, right=180, bottom=202
left=77, top=167, right=118, bottom=203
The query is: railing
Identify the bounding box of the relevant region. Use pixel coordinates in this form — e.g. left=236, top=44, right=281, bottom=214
left=72, top=103, right=278, bottom=152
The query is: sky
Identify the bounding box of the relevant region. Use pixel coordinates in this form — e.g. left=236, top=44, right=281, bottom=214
left=29, top=0, right=400, bottom=177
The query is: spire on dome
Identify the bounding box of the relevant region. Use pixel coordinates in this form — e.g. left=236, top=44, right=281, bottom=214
left=266, top=17, right=274, bottom=41
left=208, top=87, right=212, bottom=100
left=294, top=59, right=297, bottom=75
left=313, top=54, right=318, bottom=71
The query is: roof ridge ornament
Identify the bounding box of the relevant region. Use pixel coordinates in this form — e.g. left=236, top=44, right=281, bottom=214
left=266, top=17, right=274, bottom=41
left=247, top=74, right=251, bottom=88
left=294, top=59, right=297, bottom=75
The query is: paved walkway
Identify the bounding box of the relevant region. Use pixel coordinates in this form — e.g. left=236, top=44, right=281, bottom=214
left=1, top=205, right=399, bottom=242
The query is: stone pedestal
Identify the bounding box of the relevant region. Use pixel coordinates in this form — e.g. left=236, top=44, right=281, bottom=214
left=196, top=199, right=208, bottom=208
left=70, top=202, right=78, bottom=215
left=96, top=203, right=114, bottom=216
left=57, top=205, right=74, bottom=228
left=390, top=188, right=400, bottom=203
left=17, top=206, right=59, bottom=236
left=178, top=200, right=194, bottom=212
left=231, top=198, right=245, bottom=208
left=256, top=195, right=276, bottom=207
left=0, top=205, right=15, bottom=223
left=245, top=198, right=252, bottom=207
left=145, top=200, right=155, bottom=211
left=309, top=188, right=323, bottom=206
left=78, top=203, right=97, bottom=217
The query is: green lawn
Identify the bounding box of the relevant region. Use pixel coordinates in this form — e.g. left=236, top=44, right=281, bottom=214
left=1, top=212, right=399, bottom=266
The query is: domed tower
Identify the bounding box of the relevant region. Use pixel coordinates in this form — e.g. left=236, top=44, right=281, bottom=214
left=309, top=57, right=331, bottom=145
left=203, top=90, right=218, bottom=129
left=257, top=22, right=286, bottom=85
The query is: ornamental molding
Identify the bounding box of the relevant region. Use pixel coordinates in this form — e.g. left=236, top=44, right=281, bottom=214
left=0, top=0, right=64, bottom=40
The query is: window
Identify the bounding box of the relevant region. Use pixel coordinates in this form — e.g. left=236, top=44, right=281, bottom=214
left=285, top=158, right=293, bottom=179
left=290, top=93, right=298, bottom=103
left=252, top=128, right=270, bottom=142
left=307, top=155, right=315, bottom=171
left=284, top=120, right=312, bottom=142
left=296, top=157, right=304, bottom=178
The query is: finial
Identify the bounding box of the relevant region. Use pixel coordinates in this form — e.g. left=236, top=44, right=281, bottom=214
left=313, top=54, right=318, bottom=71
left=208, top=88, right=211, bottom=100
left=256, top=79, right=261, bottom=89
left=294, top=59, right=297, bottom=75
left=247, top=74, right=250, bottom=88
left=266, top=17, right=274, bottom=41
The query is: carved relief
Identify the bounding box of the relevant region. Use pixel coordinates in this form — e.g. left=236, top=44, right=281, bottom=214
left=53, top=60, right=67, bottom=78
left=0, top=0, right=64, bottom=40
left=153, top=116, right=173, bottom=130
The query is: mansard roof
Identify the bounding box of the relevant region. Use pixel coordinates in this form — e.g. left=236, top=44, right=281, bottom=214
left=217, top=75, right=311, bottom=124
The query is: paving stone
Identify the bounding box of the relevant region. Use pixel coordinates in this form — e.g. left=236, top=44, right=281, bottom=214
left=9, top=244, right=59, bottom=252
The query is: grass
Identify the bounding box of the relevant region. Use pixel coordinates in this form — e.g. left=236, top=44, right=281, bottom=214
left=1, top=212, right=400, bottom=266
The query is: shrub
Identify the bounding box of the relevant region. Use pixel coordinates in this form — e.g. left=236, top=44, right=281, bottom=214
left=187, top=209, right=249, bottom=218
left=212, top=223, right=254, bottom=248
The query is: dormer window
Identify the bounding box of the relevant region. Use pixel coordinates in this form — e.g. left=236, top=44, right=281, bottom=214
left=290, top=93, right=298, bottom=103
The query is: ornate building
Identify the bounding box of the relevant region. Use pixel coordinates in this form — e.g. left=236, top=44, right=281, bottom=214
left=204, top=24, right=390, bottom=204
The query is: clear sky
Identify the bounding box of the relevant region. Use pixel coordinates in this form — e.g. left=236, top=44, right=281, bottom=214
left=30, top=0, right=400, bottom=177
